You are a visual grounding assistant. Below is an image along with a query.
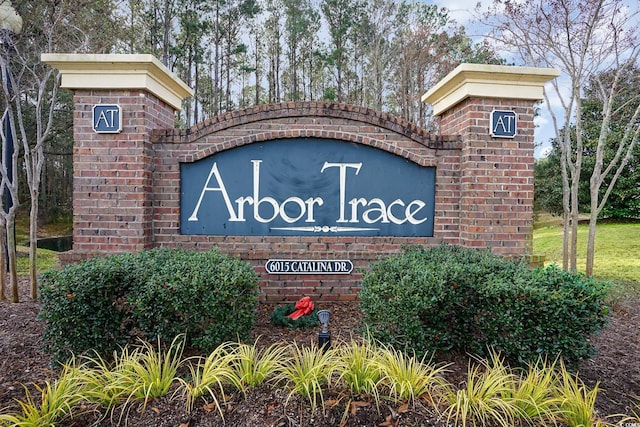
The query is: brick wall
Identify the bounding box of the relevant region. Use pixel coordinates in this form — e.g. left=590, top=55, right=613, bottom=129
left=68, top=90, right=175, bottom=253
left=438, top=98, right=535, bottom=256
left=62, top=100, right=535, bottom=302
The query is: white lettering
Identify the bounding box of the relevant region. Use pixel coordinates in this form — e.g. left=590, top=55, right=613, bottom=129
left=387, top=199, right=406, bottom=224
left=348, top=198, right=367, bottom=223
left=280, top=197, right=306, bottom=223
left=334, top=261, right=349, bottom=272
left=252, top=160, right=279, bottom=223
left=347, top=197, right=426, bottom=225
left=266, top=259, right=354, bottom=274
left=320, top=162, right=362, bottom=223
left=234, top=196, right=253, bottom=221
left=95, top=108, right=118, bottom=128
left=188, top=159, right=429, bottom=229
left=405, top=200, right=428, bottom=224
left=188, top=162, right=239, bottom=221
left=362, top=198, right=389, bottom=224
left=493, top=113, right=515, bottom=135
left=305, top=197, right=323, bottom=222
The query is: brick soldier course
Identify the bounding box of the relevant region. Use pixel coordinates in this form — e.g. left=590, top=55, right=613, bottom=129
left=42, top=54, right=559, bottom=302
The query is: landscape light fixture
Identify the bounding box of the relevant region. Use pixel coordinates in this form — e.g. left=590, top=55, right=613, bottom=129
left=317, top=309, right=331, bottom=352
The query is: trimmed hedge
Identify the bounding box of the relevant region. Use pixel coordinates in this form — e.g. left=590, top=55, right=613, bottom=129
left=39, top=248, right=259, bottom=362
left=359, top=244, right=610, bottom=366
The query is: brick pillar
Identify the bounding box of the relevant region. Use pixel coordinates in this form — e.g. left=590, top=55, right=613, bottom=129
left=423, top=64, right=559, bottom=257
left=41, top=54, right=193, bottom=259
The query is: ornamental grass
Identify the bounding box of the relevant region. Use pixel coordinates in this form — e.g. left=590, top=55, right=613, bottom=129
left=0, top=338, right=614, bottom=427
left=226, top=339, right=288, bottom=393
left=441, top=352, right=519, bottom=427
left=377, top=344, right=450, bottom=406
left=334, top=338, right=384, bottom=400
left=507, top=357, right=563, bottom=424
left=274, top=341, right=340, bottom=412
left=178, top=341, right=236, bottom=416
left=0, top=364, right=85, bottom=427
left=555, top=361, right=604, bottom=427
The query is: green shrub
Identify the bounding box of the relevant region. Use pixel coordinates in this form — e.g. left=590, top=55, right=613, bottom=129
left=39, top=253, right=144, bottom=362
left=474, top=266, right=610, bottom=365
left=359, top=245, right=609, bottom=366
left=130, top=248, right=259, bottom=351
left=359, top=245, right=520, bottom=355
left=39, top=248, right=259, bottom=362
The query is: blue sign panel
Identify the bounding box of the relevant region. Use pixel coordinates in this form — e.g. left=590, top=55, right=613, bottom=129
left=490, top=110, right=517, bottom=138
left=92, top=104, right=122, bottom=133
left=180, top=138, right=435, bottom=237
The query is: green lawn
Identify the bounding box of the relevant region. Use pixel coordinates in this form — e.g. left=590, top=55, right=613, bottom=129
left=534, top=220, right=640, bottom=304
left=14, top=211, right=69, bottom=276
left=17, top=246, right=60, bottom=276
left=533, top=221, right=640, bottom=282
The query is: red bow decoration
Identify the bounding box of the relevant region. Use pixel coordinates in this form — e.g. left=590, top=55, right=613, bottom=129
left=287, top=296, right=315, bottom=320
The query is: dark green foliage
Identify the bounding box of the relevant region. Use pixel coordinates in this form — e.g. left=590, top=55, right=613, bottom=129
left=535, top=136, right=640, bottom=219
left=474, top=266, right=610, bottom=365
left=534, top=153, right=565, bottom=216
left=359, top=245, right=610, bottom=366
left=39, top=248, right=259, bottom=362
left=39, top=254, right=140, bottom=362
left=269, top=304, right=319, bottom=329
left=128, top=248, right=259, bottom=351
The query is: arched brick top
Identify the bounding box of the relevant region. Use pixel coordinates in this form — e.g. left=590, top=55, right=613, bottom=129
left=151, top=101, right=460, bottom=150
left=179, top=129, right=441, bottom=167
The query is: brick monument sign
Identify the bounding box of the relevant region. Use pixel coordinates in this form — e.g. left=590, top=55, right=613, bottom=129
left=42, top=54, right=559, bottom=302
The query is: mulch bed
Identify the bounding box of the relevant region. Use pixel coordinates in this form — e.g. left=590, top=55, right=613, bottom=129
left=1, top=277, right=639, bottom=426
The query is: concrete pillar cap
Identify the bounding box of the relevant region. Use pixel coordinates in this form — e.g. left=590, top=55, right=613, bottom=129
left=41, top=53, right=193, bottom=111
left=422, top=63, right=560, bottom=116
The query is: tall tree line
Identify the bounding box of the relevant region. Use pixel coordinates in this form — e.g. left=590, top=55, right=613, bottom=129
left=114, top=0, right=503, bottom=128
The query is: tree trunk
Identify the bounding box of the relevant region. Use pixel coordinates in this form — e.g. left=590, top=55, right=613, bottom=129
left=225, top=32, right=231, bottom=112
left=586, top=188, right=599, bottom=277
left=586, top=92, right=640, bottom=276
left=194, top=56, right=199, bottom=123
left=1, top=102, right=20, bottom=303
left=8, top=217, right=18, bottom=303
left=569, top=172, right=580, bottom=273
left=569, top=95, right=585, bottom=273
left=560, top=134, right=571, bottom=271
left=0, top=217, right=6, bottom=301
left=254, top=29, right=260, bottom=105
left=214, top=3, right=220, bottom=114
left=162, top=0, right=171, bottom=66
left=29, top=191, right=39, bottom=300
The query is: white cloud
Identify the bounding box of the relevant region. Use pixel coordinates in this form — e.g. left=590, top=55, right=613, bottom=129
left=535, top=144, right=553, bottom=158
left=534, top=111, right=555, bottom=158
